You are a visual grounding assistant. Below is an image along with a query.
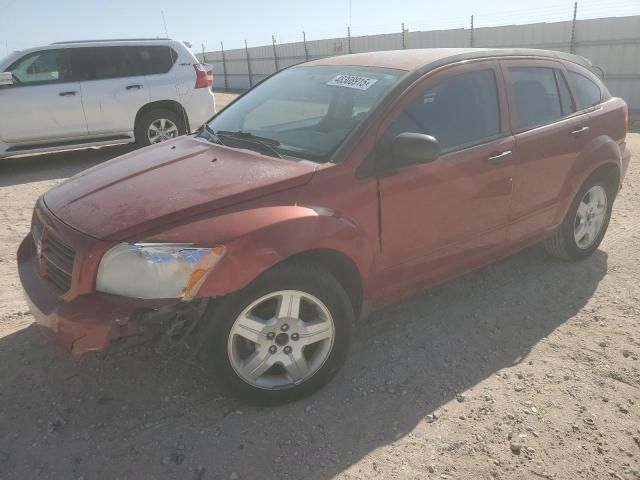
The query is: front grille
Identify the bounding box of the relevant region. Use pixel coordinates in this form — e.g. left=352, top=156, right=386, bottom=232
left=32, top=215, right=76, bottom=294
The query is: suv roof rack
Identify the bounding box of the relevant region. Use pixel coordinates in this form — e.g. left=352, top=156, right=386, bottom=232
left=51, top=38, right=172, bottom=45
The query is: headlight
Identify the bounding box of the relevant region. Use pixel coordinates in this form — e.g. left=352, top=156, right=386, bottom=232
left=96, top=243, right=226, bottom=299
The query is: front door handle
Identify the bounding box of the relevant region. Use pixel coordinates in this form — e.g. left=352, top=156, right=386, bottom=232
left=485, top=150, right=512, bottom=165
left=59, top=91, right=77, bottom=96
left=570, top=126, right=590, bottom=135
left=125, top=84, right=142, bottom=90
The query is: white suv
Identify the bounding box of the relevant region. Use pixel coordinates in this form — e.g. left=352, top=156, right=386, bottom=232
left=0, top=39, right=215, bottom=159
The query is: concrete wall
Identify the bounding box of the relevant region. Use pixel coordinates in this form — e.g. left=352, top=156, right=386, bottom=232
left=198, top=15, right=640, bottom=108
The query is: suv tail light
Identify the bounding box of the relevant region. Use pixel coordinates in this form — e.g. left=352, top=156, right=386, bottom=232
left=194, top=63, right=213, bottom=89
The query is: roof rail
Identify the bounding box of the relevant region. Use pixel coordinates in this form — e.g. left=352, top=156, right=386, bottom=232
left=51, top=38, right=172, bottom=44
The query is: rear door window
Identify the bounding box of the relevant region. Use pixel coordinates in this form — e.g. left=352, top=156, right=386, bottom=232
left=510, top=67, right=575, bottom=130
left=74, top=47, right=144, bottom=80
left=568, top=71, right=602, bottom=109
left=389, top=69, right=501, bottom=153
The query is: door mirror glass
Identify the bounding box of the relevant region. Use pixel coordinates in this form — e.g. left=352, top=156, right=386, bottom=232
left=0, top=72, right=13, bottom=87
left=390, top=132, right=440, bottom=168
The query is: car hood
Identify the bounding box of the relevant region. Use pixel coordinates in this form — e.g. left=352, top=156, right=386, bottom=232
left=44, top=136, right=317, bottom=240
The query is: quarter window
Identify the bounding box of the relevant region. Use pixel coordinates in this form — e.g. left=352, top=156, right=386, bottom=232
left=6, top=50, right=74, bottom=85
left=510, top=67, right=576, bottom=130
left=389, top=69, right=501, bottom=152
left=569, top=71, right=602, bottom=109
left=137, top=46, right=178, bottom=75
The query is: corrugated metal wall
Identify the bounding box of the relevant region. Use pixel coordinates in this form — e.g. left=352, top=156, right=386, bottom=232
left=198, top=15, right=640, bottom=108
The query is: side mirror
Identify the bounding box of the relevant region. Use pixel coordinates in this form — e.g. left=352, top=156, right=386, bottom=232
left=391, top=132, right=440, bottom=167
left=0, top=72, right=14, bottom=87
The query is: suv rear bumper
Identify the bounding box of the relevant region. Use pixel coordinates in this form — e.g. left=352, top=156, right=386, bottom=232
left=18, top=234, right=178, bottom=357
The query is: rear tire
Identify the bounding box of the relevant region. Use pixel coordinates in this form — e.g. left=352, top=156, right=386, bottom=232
left=135, top=108, right=186, bottom=148
left=543, top=175, right=614, bottom=261
left=200, top=264, right=355, bottom=405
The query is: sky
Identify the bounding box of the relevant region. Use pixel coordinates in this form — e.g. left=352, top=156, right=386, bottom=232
left=1, top=0, right=639, bottom=56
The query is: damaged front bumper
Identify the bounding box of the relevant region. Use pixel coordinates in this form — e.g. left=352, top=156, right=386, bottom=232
left=17, top=234, right=180, bottom=357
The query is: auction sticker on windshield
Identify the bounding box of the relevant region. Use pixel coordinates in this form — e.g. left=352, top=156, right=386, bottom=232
left=327, top=74, right=378, bottom=90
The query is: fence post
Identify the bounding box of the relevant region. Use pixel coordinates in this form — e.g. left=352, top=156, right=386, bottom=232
left=245, top=39, right=253, bottom=87
left=302, top=31, right=310, bottom=61
left=220, top=41, right=228, bottom=90
left=570, top=1, right=578, bottom=54
left=401, top=22, right=406, bottom=49
left=470, top=15, right=474, bottom=47
left=347, top=26, right=352, bottom=54
left=272, top=35, right=279, bottom=72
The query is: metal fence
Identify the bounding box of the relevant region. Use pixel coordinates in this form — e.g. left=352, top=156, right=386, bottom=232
left=197, top=14, right=640, bottom=109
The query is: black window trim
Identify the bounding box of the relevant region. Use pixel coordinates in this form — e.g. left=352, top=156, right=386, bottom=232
left=4, top=49, right=78, bottom=87
left=508, top=64, right=588, bottom=134
left=567, top=70, right=603, bottom=112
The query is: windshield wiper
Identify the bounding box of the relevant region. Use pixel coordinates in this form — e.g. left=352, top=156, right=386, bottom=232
left=198, top=124, right=223, bottom=144
left=216, top=130, right=280, bottom=147
left=215, top=130, right=283, bottom=158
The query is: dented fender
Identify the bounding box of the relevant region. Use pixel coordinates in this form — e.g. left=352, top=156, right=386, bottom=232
left=147, top=205, right=375, bottom=299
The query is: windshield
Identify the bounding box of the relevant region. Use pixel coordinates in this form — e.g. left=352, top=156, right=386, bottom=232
left=205, top=65, right=406, bottom=162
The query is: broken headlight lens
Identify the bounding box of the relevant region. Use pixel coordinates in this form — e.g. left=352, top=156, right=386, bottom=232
left=96, top=243, right=225, bottom=299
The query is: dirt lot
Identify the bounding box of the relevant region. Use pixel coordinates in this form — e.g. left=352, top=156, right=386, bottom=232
left=0, top=97, right=638, bottom=480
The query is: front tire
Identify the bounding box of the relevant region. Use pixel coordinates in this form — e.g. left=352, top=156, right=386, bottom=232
left=202, top=264, right=355, bottom=404
left=543, top=175, right=614, bottom=261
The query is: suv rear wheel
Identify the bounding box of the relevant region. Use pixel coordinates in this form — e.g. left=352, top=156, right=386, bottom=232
left=135, top=108, right=186, bottom=147
left=201, top=264, right=355, bottom=404
left=543, top=175, right=614, bottom=261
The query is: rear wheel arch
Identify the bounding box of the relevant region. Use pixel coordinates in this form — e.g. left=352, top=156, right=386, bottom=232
left=134, top=100, right=190, bottom=134
left=588, top=162, right=620, bottom=198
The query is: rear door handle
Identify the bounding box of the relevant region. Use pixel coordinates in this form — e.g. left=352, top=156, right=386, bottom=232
left=570, top=126, right=590, bottom=135
left=125, top=84, right=142, bottom=90
left=485, top=150, right=512, bottom=165
left=58, top=91, right=77, bottom=96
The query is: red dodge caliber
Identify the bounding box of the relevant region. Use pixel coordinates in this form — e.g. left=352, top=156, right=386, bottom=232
left=18, top=48, right=631, bottom=403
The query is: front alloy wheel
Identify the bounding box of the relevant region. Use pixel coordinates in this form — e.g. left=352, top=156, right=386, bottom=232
left=227, top=290, right=335, bottom=389
left=203, top=264, right=354, bottom=404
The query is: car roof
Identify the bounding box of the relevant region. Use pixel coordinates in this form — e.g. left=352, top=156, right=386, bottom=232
left=303, top=47, right=592, bottom=72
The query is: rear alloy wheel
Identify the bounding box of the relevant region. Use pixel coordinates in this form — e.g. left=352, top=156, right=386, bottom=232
left=135, top=108, right=186, bottom=148
left=203, top=264, right=354, bottom=404
left=147, top=117, right=180, bottom=144
left=543, top=176, right=614, bottom=261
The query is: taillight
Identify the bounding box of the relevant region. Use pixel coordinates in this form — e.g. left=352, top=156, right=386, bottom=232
left=194, top=63, right=213, bottom=89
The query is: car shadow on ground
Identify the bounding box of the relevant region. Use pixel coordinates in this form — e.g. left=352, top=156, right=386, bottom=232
left=0, top=146, right=132, bottom=187
left=0, top=247, right=607, bottom=480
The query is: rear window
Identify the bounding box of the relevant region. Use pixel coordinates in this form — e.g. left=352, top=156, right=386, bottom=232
left=510, top=67, right=575, bottom=131
left=75, top=47, right=143, bottom=80
left=72, top=46, right=178, bottom=80
left=569, top=71, right=602, bottom=109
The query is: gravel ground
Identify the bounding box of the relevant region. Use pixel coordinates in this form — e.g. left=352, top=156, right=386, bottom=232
left=0, top=98, right=638, bottom=480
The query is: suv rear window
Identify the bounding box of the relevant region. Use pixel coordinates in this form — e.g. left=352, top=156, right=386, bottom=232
left=569, top=71, right=602, bottom=109
left=73, top=46, right=178, bottom=80
left=510, top=67, right=576, bottom=130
